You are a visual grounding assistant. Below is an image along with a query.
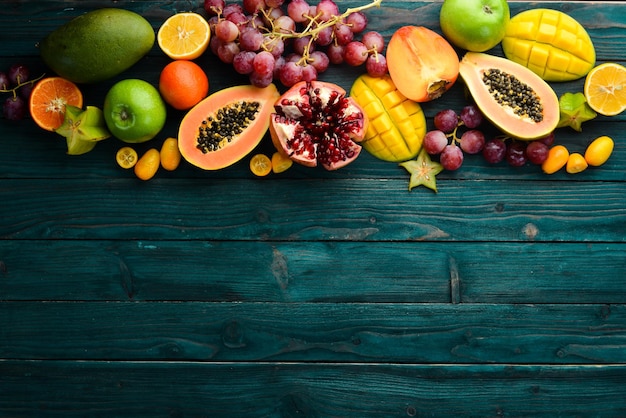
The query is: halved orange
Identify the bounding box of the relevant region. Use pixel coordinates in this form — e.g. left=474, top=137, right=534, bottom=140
left=157, top=12, right=210, bottom=60
left=584, top=62, right=626, bottom=116
left=29, top=77, right=83, bottom=131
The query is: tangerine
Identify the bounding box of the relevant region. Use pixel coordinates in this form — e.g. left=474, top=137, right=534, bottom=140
left=159, top=60, right=209, bottom=110
left=29, top=77, right=83, bottom=131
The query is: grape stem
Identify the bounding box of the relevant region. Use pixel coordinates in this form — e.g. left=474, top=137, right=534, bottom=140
left=261, top=0, right=383, bottom=65
left=281, top=0, right=382, bottom=40
left=1, top=73, right=46, bottom=98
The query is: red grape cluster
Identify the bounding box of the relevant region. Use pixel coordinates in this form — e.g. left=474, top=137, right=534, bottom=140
left=204, top=0, right=386, bottom=87
left=423, top=105, right=485, bottom=171
left=1, top=63, right=40, bottom=121
left=482, top=133, right=552, bottom=167
left=424, top=105, right=554, bottom=170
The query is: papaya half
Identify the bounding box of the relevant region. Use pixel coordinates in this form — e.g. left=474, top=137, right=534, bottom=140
left=178, top=84, right=280, bottom=170
left=459, top=52, right=559, bottom=141
left=502, top=9, right=595, bottom=82
left=350, top=74, right=426, bottom=162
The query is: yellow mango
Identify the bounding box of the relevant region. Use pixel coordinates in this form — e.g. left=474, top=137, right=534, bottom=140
left=350, top=74, right=426, bottom=162
left=502, top=8, right=595, bottom=82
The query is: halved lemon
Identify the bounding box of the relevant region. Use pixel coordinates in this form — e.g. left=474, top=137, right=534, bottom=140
left=157, top=12, right=210, bottom=60
left=116, top=147, right=139, bottom=169
left=250, top=153, right=272, bottom=177
left=584, top=62, right=626, bottom=116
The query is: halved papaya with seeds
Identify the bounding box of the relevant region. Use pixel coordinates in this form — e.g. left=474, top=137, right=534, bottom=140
left=459, top=52, right=559, bottom=141
left=178, top=83, right=280, bottom=170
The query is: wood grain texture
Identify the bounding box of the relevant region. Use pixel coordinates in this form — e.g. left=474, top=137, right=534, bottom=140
left=1, top=1, right=625, bottom=416
left=1, top=361, right=625, bottom=417
left=2, top=302, right=625, bottom=363
left=1, top=179, right=625, bottom=242
left=1, top=241, right=625, bottom=303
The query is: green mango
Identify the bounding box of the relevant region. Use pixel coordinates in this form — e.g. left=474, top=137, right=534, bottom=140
left=39, top=8, right=155, bottom=84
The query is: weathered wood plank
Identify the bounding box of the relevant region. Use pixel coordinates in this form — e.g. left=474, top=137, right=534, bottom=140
left=1, top=360, right=625, bottom=417
left=1, top=179, right=624, bottom=242
left=1, top=241, right=625, bottom=303
left=1, top=302, right=624, bottom=363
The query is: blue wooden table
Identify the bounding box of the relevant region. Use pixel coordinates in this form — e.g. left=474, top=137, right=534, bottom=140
left=1, top=0, right=625, bottom=416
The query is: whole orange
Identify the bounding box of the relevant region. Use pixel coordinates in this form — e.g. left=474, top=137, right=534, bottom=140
left=159, top=60, right=209, bottom=110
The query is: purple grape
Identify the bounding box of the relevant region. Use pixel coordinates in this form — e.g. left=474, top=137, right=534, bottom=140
left=215, top=19, right=239, bottom=43
left=459, top=104, right=483, bottom=129
left=346, top=11, right=368, bottom=33
left=327, top=44, right=344, bottom=64
left=222, top=3, right=244, bottom=17
left=537, top=132, right=555, bottom=147
left=265, top=36, right=285, bottom=59
left=314, top=26, right=334, bottom=46
left=361, top=31, right=384, bottom=53
left=459, top=129, right=485, bottom=154
left=423, top=130, right=448, bottom=155
left=249, top=70, right=274, bottom=88
left=274, top=15, right=296, bottom=34
left=482, top=139, right=507, bottom=164
left=287, top=0, right=310, bottom=23
left=525, top=140, right=549, bottom=165
left=204, top=0, right=225, bottom=16
left=333, top=23, right=354, bottom=45
left=279, top=61, right=303, bottom=86
left=243, top=0, right=266, bottom=14
left=239, top=27, right=264, bottom=52
left=293, top=36, right=314, bottom=56
left=253, top=50, right=275, bottom=77
left=217, top=41, right=240, bottom=63
left=440, top=144, right=464, bottom=171
left=365, top=54, right=387, bottom=77
left=309, top=51, right=329, bottom=73
left=19, top=81, right=34, bottom=100
left=233, top=51, right=257, bottom=74
left=343, top=41, right=368, bottom=66
left=506, top=141, right=528, bottom=167
left=300, top=63, right=317, bottom=82
left=433, top=109, right=458, bottom=133
left=265, top=0, right=284, bottom=7
left=0, top=72, right=10, bottom=90
left=315, top=0, right=339, bottom=21
left=8, top=63, right=29, bottom=86
left=3, top=95, right=26, bottom=121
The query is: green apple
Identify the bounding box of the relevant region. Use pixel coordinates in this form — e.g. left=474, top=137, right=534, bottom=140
left=103, top=79, right=167, bottom=143
left=440, top=0, right=510, bottom=52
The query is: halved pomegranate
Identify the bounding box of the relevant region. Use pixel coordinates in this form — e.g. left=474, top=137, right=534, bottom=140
left=270, top=80, right=367, bottom=170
